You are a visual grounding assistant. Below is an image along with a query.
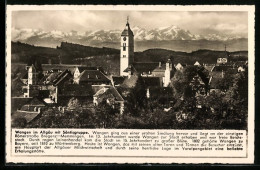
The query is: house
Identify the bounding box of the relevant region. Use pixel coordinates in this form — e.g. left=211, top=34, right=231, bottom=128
left=238, top=66, right=245, bottom=72
left=194, top=61, right=201, bottom=66
left=175, top=63, right=183, bottom=70
left=217, top=58, right=228, bottom=65
left=73, top=66, right=104, bottom=79
left=12, top=97, right=47, bottom=123
left=57, top=84, right=93, bottom=106
left=22, top=68, right=73, bottom=104
left=92, top=85, right=124, bottom=114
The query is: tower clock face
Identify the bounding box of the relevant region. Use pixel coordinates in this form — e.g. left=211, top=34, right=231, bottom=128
left=123, top=37, right=126, bottom=41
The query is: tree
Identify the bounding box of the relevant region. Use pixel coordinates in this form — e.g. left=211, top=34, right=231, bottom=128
left=125, top=75, right=147, bottom=115
left=92, top=100, right=118, bottom=128
left=171, top=66, right=198, bottom=98
left=222, top=68, right=248, bottom=129
left=67, top=97, right=81, bottom=109
left=27, top=107, right=94, bottom=128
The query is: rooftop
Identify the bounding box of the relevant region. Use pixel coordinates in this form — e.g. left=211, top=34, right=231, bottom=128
left=76, top=66, right=104, bottom=73
left=121, top=22, right=134, bottom=36
left=24, top=97, right=47, bottom=106
left=12, top=111, right=41, bottom=123
left=93, top=86, right=124, bottom=102
left=39, top=69, right=72, bottom=85
left=132, top=62, right=159, bottom=74
left=79, top=70, right=110, bottom=83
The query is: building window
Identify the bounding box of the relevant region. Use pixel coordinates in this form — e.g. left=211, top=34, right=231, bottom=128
left=123, top=43, right=126, bottom=51
left=123, top=55, right=126, bottom=58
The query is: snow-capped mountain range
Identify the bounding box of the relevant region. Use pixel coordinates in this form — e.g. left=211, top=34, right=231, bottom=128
left=11, top=25, right=245, bottom=48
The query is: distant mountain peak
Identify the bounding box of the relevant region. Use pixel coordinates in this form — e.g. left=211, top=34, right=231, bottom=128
left=12, top=26, right=246, bottom=48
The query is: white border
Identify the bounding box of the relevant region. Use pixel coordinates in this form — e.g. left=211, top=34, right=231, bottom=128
left=5, top=5, right=255, bottom=164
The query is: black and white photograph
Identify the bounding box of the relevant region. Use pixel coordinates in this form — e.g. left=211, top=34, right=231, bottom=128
left=10, top=9, right=249, bottom=129
left=5, top=5, right=255, bottom=164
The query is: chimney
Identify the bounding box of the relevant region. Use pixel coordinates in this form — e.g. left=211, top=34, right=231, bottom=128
left=159, top=62, right=161, bottom=68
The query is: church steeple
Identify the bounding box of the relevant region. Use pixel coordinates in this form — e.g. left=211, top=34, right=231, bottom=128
left=121, top=17, right=134, bottom=37
left=127, top=16, right=129, bottom=25
left=120, top=17, right=134, bottom=76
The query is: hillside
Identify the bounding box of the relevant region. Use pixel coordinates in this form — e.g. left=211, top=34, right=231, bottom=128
left=11, top=41, right=120, bottom=64
left=11, top=41, right=61, bottom=64
left=11, top=41, right=248, bottom=76
left=134, top=49, right=248, bottom=65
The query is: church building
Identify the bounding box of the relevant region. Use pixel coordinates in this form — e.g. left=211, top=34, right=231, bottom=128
left=115, top=18, right=175, bottom=88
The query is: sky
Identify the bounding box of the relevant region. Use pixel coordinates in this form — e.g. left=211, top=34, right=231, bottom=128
left=12, top=10, right=248, bottom=37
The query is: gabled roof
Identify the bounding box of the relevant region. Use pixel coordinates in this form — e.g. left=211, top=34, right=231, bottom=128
left=12, top=111, right=41, bottom=123
left=93, top=86, right=124, bottom=102
left=11, top=97, right=32, bottom=112
left=24, top=97, right=47, bottom=107
left=78, top=70, right=111, bottom=83
left=175, top=63, right=183, bottom=69
left=20, top=98, right=46, bottom=112
left=53, top=70, right=72, bottom=86
left=42, top=72, right=60, bottom=84
left=194, top=61, right=201, bottom=66
left=39, top=70, right=72, bottom=85
left=123, top=64, right=137, bottom=73
left=130, top=62, right=159, bottom=74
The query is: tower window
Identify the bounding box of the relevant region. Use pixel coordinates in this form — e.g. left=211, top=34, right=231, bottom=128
left=123, top=43, right=126, bottom=51
left=123, top=55, right=126, bottom=58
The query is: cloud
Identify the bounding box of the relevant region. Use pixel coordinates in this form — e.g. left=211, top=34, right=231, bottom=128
left=12, top=10, right=248, bottom=37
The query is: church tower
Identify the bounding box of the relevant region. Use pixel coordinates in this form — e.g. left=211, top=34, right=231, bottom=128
left=28, top=64, right=38, bottom=85
left=164, top=59, right=173, bottom=87
left=120, top=17, right=134, bottom=76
